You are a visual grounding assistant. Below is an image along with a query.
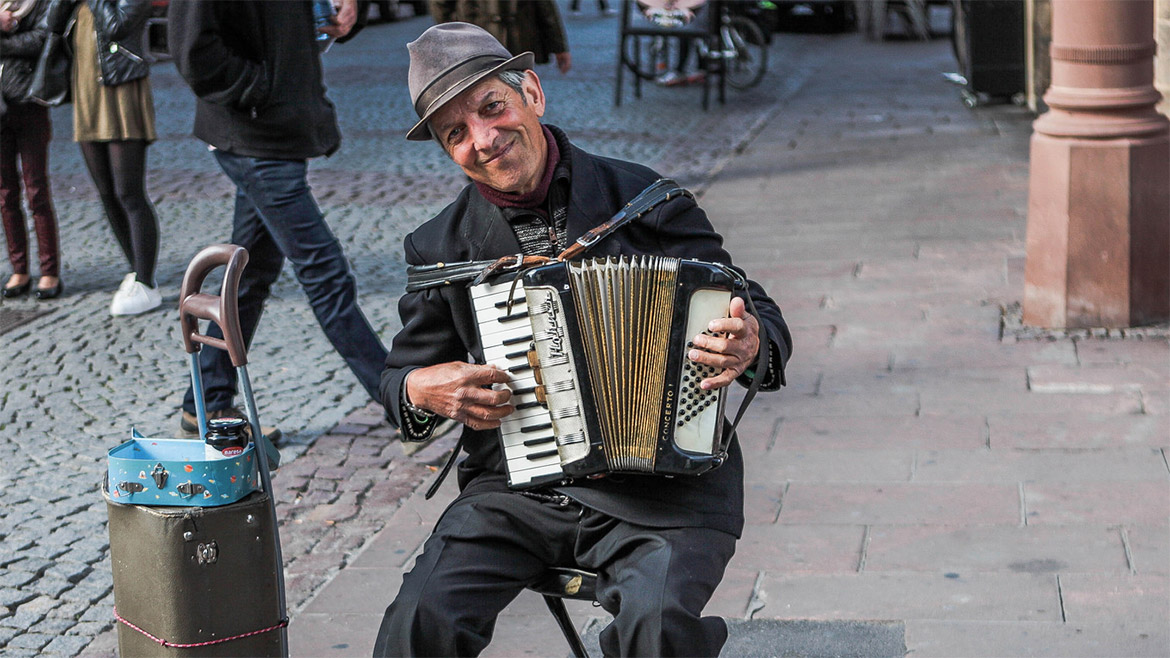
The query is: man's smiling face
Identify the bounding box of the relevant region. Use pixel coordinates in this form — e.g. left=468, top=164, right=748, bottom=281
left=429, top=72, right=548, bottom=194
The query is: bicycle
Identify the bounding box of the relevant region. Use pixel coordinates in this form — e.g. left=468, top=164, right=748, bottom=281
left=620, top=0, right=768, bottom=91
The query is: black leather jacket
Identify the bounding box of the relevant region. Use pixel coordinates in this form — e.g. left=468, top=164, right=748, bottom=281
left=0, top=0, right=50, bottom=103
left=85, top=0, right=152, bottom=86
left=46, top=0, right=151, bottom=87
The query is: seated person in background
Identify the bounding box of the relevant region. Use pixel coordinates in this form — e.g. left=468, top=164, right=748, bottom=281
left=373, top=22, right=791, bottom=657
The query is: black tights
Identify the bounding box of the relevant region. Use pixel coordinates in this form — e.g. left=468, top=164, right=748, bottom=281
left=79, top=140, right=159, bottom=285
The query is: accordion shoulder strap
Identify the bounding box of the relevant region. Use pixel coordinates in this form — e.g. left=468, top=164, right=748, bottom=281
left=722, top=292, right=770, bottom=449
left=557, top=178, right=691, bottom=261
left=406, top=254, right=549, bottom=292
left=404, top=178, right=691, bottom=292
left=425, top=433, right=465, bottom=500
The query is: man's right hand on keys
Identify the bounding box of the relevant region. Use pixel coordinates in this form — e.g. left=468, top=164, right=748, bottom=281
left=405, top=363, right=515, bottom=430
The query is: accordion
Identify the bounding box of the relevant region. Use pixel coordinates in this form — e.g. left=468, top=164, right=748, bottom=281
left=471, top=255, right=741, bottom=489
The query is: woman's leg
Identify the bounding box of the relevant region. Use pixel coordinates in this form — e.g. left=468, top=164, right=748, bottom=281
left=79, top=140, right=135, bottom=270
left=107, top=140, right=159, bottom=286
left=14, top=104, right=61, bottom=283
left=0, top=108, right=30, bottom=283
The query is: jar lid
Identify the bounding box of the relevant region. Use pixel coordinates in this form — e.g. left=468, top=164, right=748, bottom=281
left=206, top=416, right=248, bottom=438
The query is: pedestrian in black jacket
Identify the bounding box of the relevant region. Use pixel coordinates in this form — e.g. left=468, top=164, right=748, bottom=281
left=168, top=0, right=389, bottom=439
left=374, top=22, right=791, bottom=657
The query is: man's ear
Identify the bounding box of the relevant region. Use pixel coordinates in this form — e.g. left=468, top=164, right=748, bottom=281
left=523, top=70, right=546, bottom=118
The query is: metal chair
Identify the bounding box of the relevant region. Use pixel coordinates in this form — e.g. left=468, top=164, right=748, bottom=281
left=527, top=567, right=600, bottom=658
left=614, top=0, right=725, bottom=109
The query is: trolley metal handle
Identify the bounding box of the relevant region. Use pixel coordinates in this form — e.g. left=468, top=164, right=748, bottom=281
left=177, top=243, right=281, bottom=471
left=179, top=244, right=249, bottom=367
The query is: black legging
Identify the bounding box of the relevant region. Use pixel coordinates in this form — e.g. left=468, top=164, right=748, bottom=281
left=79, top=139, right=159, bottom=285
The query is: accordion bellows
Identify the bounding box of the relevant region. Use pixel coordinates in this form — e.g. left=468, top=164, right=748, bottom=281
left=472, top=255, right=739, bottom=489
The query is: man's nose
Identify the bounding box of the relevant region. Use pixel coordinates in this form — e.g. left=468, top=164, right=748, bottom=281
left=468, top=119, right=498, bottom=153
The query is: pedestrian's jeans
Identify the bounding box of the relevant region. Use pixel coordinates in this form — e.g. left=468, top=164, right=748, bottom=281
left=182, top=151, right=387, bottom=416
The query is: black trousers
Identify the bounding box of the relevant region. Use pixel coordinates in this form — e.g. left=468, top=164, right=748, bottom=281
left=372, top=491, right=736, bottom=657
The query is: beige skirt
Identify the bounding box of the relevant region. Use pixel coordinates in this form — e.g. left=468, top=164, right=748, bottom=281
left=71, top=3, right=157, bottom=143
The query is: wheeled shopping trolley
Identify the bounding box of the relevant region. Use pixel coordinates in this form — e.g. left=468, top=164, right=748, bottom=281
left=104, top=244, right=288, bottom=656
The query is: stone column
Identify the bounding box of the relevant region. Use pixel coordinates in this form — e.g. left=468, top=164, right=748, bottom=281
left=1158, top=0, right=1169, bottom=116
left=1023, top=0, right=1170, bottom=328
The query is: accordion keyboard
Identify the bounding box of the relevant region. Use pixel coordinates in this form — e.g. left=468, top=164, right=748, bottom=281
left=470, top=279, right=564, bottom=487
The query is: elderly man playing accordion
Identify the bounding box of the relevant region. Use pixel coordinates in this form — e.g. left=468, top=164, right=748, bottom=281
left=375, top=22, right=792, bottom=658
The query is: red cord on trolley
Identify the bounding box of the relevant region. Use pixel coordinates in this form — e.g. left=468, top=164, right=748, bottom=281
left=114, top=606, right=288, bottom=648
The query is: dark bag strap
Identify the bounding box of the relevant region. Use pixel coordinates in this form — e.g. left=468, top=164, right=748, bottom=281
left=28, top=31, right=71, bottom=107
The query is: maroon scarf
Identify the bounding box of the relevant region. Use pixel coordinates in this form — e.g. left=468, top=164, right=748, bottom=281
left=475, top=125, right=560, bottom=209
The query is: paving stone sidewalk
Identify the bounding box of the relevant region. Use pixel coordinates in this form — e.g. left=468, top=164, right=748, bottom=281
left=7, top=5, right=1167, bottom=658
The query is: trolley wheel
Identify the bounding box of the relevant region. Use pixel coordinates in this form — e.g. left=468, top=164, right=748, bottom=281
left=960, top=88, right=979, bottom=109
left=725, top=16, right=767, bottom=90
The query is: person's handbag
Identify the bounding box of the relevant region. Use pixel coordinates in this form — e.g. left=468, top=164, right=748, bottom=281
left=28, top=31, right=70, bottom=106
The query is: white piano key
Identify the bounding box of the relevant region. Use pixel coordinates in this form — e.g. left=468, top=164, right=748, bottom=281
left=505, top=453, right=563, bottom=485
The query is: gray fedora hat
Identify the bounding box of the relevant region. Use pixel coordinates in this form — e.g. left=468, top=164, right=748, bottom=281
left=406, top=22, right=535, bottom=141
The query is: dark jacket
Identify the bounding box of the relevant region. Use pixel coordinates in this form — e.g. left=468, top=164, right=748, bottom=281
left=167, top=0, right=340, bottom=159
left=430, top=0, right=568, bottom=65
left=380, top=128, right=791, bottom=538
left=1, top=0, right=51, bottom=103
left=86, top=0, right=151, bottom=86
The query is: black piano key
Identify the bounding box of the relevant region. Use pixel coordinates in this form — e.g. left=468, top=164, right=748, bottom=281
left=502, top=334, right=533, bottom=346
left=497, top=311, right=529, bottom=323
left=516, top=401, right=543, bottom=410
left=520, top=422, right=553, bottom=433
left=522, top=436, right=556, bottom=447
left=505, top=348, right=530, bottom=360
left=512, top=385, right=537, bottom=396
left=508, top=363, right=533, bottom=374
left=527, top=449, right=559, bottom=461
left=494, top=298, right=526, bottom=308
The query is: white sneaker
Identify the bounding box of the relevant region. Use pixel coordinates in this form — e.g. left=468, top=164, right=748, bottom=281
left=116, top=272, right=136, bottom=294
left=110, top=273, right=162, bottom=316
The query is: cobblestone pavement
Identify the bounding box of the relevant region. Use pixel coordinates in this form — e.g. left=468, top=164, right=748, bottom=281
left=1, top=7, right=822, bottom=655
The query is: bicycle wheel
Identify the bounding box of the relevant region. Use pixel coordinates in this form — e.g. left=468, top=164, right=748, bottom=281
left=622, top=35, right=670, bottom=82
left=725, top=16, right=767, bottom=90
